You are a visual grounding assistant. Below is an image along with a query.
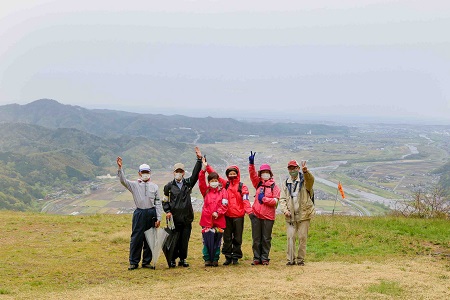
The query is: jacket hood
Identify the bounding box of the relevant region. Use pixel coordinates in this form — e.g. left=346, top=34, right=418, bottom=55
left=226, top=165, right=241, bottom=182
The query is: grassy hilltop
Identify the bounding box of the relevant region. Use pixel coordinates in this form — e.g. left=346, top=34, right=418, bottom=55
left=0, top=211, right=449, bottom=299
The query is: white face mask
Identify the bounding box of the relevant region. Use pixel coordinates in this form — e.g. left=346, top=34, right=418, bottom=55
left=261, top=173, right=271, bottom=180
left=174, top=172, right=183, bottom=181
left=209, top=181, right=219, bottom=188
left=141, top=173, right=151, bottom=181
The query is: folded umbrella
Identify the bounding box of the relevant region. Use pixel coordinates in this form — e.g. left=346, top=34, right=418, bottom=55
left=202, top=228, right=216, bottom=262
left=144, top=227, right=169, bottom=269
left=162, top=216, right=179, bottom=267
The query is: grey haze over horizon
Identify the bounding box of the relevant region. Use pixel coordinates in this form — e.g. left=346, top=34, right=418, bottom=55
left=1, top=1, right=449, bottom=125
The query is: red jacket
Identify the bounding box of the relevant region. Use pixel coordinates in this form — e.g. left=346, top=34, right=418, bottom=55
left=199, top=169, right=228, bottom=229
left=249, top=164, right=281, bottom=221
left=205, top=164, right=251, bottom=218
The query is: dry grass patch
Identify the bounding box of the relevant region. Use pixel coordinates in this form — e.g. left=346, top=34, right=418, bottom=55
left=1, top=211, right=449, bottom=299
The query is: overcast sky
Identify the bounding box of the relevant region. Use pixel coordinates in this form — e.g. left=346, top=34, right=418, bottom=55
left=0, top=0, right=449, bottom=124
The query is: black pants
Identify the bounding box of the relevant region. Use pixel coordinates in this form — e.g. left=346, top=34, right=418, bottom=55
left=173, top=222, right=192, bottom=261
left=250, top=216, right=274, bottom=262
left=222, top=216, right=244, bottom=260
left=129, top=208, right=156, bottom=265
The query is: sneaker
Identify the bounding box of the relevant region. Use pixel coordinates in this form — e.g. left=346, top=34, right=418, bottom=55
left=223, top=258, right=232, bottom=266
left=142, top=264, right=155, bottom=269
left=212, top=261, right=219, bottom=267
left=261, top=260, right=270, bottom=265
left=232, top=259, right=239, bottom=265
left=251, top=260, right=260, bottom=265
left=286, top=261, right=295, bottom=266
left=178, top=260, right=189, bottom=267
left=169, top=261, right=176, bottom=268
left=205, top=261, right=213, bottom=267
left=297, top=261, right=305, bottom=266
left=128, top=264, right=138, bottom=270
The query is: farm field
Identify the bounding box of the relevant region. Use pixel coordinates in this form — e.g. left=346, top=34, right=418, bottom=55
left=40, top=124, right=449, bottom=217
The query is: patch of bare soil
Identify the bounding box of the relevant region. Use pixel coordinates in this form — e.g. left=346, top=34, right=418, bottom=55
left=15, top=256, right=450, bottom=300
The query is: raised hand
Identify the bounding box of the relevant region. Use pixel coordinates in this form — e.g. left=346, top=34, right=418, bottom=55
left=202, top=155, right=208, bottom=169
left=117, top=157, right=123, bottom=168
left=301, top=160, right=308, bottom=173
left=249, top=151, right=256, bottom=164
left=195, top=146, right=202, bottom=159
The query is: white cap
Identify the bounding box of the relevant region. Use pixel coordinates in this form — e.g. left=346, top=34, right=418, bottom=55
left=139, top=164, right=151, bottom=172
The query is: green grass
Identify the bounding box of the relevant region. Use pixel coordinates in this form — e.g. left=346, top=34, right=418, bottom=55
left=367, top=280, right=403, bottom=296
left=0, top=211, right=449, bottom=297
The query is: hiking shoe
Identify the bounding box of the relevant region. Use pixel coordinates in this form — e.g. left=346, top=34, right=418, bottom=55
left=261, top=260, right=270, bottom=265
left=169, top=261, right=176, bottom=268
left=212, top=261, right=219, bottom=267
left=223, top=258, right=232, bottom=266
left=142, top=264, right=155, bottom=269
left=205, top=261, right=213, bottom=267
left=232, top=259, right=239, bottom=265
left=128, top=264, right=138, bottom=270
left=297, top=261, right=305, bottom=266
left=178, top=260, right=189, bottom=267
left=251, top=260, right=260, bottom=265
left=286, top=261, right=295, bottom=266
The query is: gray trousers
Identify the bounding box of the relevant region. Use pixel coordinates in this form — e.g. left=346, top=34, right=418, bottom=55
left=286, top=219, right=310, bottom=263
left=250, top=216, right=274, bottom=262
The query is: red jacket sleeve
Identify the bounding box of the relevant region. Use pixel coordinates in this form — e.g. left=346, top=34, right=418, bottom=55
left=249, top=164, right=260, bottom=188
left=241, top=183, right=252, bottom=214
left=217, top=189, right=229, bottom=216
left=262, top=184, right=281, bottom=207
left=199, top=170, right=208, bottom=196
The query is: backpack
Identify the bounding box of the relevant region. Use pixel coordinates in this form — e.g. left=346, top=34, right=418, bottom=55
left=285, top=178, right=314, bottom=205
left=256, top=181, right=275, bottom=193
left=225, top=181, right=243, bottom=195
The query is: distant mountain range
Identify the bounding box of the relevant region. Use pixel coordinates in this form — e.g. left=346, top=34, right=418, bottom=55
left=0, top=99, right=348, bottom=142
left=0, top=99, right=349, bottom=211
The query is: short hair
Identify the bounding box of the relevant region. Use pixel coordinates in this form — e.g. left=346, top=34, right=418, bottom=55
left=207, top=172, right=219, bottom=182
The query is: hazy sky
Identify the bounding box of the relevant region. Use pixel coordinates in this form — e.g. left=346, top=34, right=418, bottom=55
left=1, top=0, right=449, bottom=124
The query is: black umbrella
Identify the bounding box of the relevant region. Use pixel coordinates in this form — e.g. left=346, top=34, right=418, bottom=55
left=162, top=216, right=179, bottom=267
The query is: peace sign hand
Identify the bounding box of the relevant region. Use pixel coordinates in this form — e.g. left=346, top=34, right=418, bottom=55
left=249, top=151, right=256, bottom=164
left=301, top=160, right=308, bottom=173
left=117, top=157, right=123, bottom=168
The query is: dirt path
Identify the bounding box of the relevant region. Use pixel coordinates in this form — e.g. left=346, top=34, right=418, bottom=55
left=12, top=256, right=450, bottom=300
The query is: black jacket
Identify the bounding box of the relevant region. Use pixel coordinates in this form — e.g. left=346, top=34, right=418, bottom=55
left=163, top=158, right=202, bottom=225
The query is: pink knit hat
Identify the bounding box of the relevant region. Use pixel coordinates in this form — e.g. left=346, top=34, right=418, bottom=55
left=258, top=164, right=273, bottom=177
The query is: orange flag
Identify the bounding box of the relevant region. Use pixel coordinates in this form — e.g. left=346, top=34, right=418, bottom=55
left=338, top=182, right=345, bottom=199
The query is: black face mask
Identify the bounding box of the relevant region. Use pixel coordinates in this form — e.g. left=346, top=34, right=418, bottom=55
left=228, top=176, right=238, bottom=181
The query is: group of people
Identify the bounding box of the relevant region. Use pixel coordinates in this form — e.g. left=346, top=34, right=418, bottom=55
left=117, top=146, right=315, bottom=270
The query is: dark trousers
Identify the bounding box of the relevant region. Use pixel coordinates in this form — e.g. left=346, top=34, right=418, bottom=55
left=129, top=208, right=156, bottom=265
left=222, top=216, right=244, bottom=260
left=173, top=222, right=192, bottom=261
left=250, top=216, right=274, bottom=262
